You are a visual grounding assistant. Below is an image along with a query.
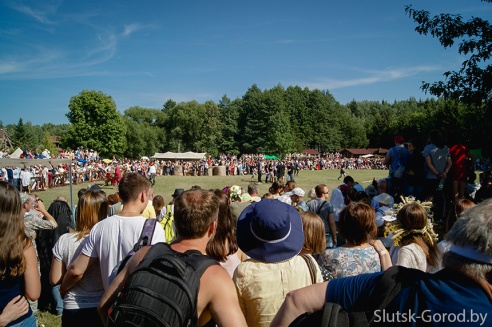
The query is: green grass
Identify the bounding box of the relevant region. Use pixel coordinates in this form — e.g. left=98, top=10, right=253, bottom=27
left=35, top=169, right=389, bottom=207
left=36, top=168, right=389, bottom=326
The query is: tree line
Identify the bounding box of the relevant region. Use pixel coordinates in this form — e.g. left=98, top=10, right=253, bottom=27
left=2, top=85, right=489, bottom=159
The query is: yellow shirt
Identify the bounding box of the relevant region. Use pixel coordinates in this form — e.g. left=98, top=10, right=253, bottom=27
left=233, top=255, right=322, bottom=327
left=141, top=202, right=156, bottom=219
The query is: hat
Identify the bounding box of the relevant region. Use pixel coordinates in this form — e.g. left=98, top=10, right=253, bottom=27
left=89, top=184, right=101, bottom=191
left=382, top=215, right=397, bottom=222
left=374, top=193, right=392, bottom=206
left=237, top=199, right=304, bottom=263
left=291, top=187, right=305, bottom=197
left=172, top=188, right=185, bottom=198
left=394, top=135, right=404, bottom=144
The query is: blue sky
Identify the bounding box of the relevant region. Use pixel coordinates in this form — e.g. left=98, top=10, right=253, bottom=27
left=0, top=0, right=489, bottom=126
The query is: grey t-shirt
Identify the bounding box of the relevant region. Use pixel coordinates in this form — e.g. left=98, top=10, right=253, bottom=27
left=52, top=233, right=104, bottom=309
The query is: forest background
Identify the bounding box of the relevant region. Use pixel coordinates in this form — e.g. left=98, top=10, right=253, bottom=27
left=2, top=86, right=489, bottom=160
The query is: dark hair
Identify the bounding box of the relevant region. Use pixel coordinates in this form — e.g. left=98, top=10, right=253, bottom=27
left=446, top=199, right=475, bottom=233
left=338, top=202, right=377, bottom=245
left=343, top=176, right=354, bottom=184
left=269, top=181, right=284, bottom=194
left=429, top=130, right=445, bottom=148
left=174, top=189, right=219, bottom=239
left=118, top=172, right=150, bottom=204
left=206, top=190, right=238, bottom=262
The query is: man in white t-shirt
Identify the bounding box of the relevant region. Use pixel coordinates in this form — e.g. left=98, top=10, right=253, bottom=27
left=61, top=173, right=165, bottom=291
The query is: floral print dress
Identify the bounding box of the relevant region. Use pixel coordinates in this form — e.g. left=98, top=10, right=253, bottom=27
left=317, top=246, right=381, bottom=281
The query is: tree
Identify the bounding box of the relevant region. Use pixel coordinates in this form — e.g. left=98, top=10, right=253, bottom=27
left=64, top=90, right=126, bottom=157
left=406, top=2, right=492, bottom=109
left=12, top=118, right=32, bottom=150
left=41, top=131, right=58, bottom=156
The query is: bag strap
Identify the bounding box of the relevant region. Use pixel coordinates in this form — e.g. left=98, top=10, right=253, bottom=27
left=300, top=255, right=317, bottom=284
left=316, top=201, right=327, bottom=215
left=132, top=219, right=156, bottom=253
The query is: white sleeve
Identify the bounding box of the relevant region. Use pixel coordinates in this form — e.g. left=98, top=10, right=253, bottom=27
left=151, top=222, right=166, bottom=244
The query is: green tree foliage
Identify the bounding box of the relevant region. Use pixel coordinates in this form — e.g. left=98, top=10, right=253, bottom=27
left=12, top=118, right=33, bottom=150
left=164, top=100, right=223, bottom=156
left=41, top=131, right=58, bottom=156
left=64, top=90, right=126, bottom=157
left=406, top=2, right=492, bottom=109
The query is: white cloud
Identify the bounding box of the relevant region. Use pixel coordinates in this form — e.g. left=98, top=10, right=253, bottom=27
left=7, top=0, right=61, bottom=25
left=122, top=23, right=141, bottom=37
left=302, top=65, right=439, bottom=90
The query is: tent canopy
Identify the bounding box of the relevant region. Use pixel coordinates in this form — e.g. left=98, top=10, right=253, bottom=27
left=264, top=155, right=278, bottom=160
left=151, top=151, right=206, bottom=161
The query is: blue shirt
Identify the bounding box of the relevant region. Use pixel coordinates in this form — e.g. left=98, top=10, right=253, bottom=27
left=327, top=268, right=491, bottom=326
left=0, top=275, right=32, bottom=326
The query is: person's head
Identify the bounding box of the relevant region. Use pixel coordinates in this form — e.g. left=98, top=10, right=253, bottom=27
left=300, top=211, right=326, bottom=254
left=269, top=182, right=284, bottom=195
left=444, top=199, right=492, bottom=283
left=429, top=129, right=445, bottom=148
left=107, top=193, right=121, bottom=206
left=343, top=176, right=355, bottom=188
left=174, top=189, right=219, bottom=239
left=78, top=188, right=88, bottom=199
left=76, top=190, right=108, bottom=240
left=373, top=193, right=392, bottom=207
left=290, top=187, right=305, bottom=204
left=261, top=193, right=274, bottom=200
left=394, top=203, right=440, bottom=267
left=306, top=188, right=317, bottom=200
left=284, top=181, right=296, bottom=193
left=171, top=188, right=185, bottom=204
left=446, top=199, right=475, bottom=233
left=406, top=139, right=419, bottom=153
left=315, top=184, right=329, bottom=199
left=56, top=196, right=68, bottom=203
left=248, top=183, right=259, bottom=196
left=377, top=178, right=388, bottom=194
left=237, top=199, right=303, bottom=263
left=338, top=202, right=377, bottom=245
left=118, top=172, right=151, bottom=204
left=20, top=193, right=36, bottom=214
left=394, top=135, right=404, bottom=145
left=206, top=190, right=238, bottom=262
left=152, top=195, right=165, bottom=213
left=0, top=181, right=29, bottom=279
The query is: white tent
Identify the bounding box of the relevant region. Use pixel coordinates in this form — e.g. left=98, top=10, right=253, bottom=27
left=151, top=151, right=206, bottom=160
left=9, top=148, right=23, bottom=159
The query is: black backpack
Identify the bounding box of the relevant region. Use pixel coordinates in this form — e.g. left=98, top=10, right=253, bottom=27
left=289, top=266, right=422, bottom=327
left=108, top=242, right=218, bottom=327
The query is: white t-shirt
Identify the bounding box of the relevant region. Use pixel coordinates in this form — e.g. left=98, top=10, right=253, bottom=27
left=53, top=233, right=104, bottom=309
left=81, top=215, right=165, bottom=290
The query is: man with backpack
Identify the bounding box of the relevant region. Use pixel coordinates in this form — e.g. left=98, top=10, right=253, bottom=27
left=384, top=135, right=410, bottom=201
left=98, top=189, right=247, bottom=327
left=306, top=184, right=337, bottom=248
left=61, top=173, right=165, bottom=292
left=271, top=199, right=492, bottom=327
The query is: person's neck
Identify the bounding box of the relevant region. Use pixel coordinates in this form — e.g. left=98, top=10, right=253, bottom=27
left=171, top=237, right=208, bottom=255
left=343, top=241, right=369, bottom=249
left=119, top=204, right=142, bottom=217
left=299, top=248, right=312, bottom=255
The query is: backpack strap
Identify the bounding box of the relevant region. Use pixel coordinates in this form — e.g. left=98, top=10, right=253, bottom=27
left=133, top=219, right=157, bottom=253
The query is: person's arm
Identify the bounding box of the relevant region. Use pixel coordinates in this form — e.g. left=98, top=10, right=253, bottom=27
left=23, top=242, right=41, bottom=301
left=439, top=157, right=452, bottom=179
left=369, top=239, right=392, bottom=271
left=425, top=155, right=439, bottom=176
left=50, top=256, right=66, bottom=286
left=0, top=295, right=30, bottom=327
left=383, top=151, right=391, bottom=166
left=61, top=253, right=96, bottom=292
left=200, top=265, right=247, bottom=327
left=270, top=282, right=328, bottom=327
left=33, top=200, right=58, bottom=229
left=98, top=246, right=151, bottom=326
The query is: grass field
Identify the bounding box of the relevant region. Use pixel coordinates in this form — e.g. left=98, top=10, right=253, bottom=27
left=36, top=168, right=389, bottom=326
left=36, top=169, right=389, bottom=207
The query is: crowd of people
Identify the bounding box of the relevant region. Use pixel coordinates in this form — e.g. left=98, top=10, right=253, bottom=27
left=1, top=132, right=492, bottom=326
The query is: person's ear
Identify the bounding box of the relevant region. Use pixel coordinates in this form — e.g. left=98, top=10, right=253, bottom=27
left=208, top=220, right=217, bottom=237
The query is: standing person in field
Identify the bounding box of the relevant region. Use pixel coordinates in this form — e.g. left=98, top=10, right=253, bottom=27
left=384, top=135, right=410, bottom=200
left=61, top=173, right=165, bottom=292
